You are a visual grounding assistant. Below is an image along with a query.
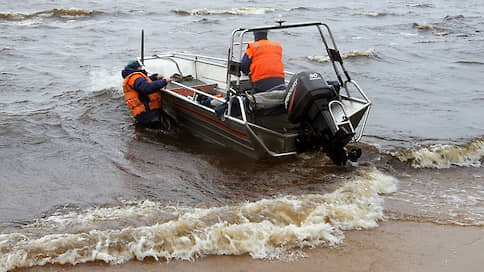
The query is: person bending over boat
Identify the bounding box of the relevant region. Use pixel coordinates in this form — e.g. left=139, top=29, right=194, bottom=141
left=121, top=60, right=172, bottom=128
left=240, top=30, right=285, bottom=93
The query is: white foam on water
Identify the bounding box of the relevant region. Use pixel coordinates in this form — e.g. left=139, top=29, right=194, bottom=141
left=0, top=168, right=397, bottom=271
left=413, top=22, right=434, bottom=30
left=173, top=7, right=291, bottom=16
left=396, top=138, right=484, bottom=168
left=407, top=3, right=434, bottom=8
left=355, top=12, right=390, bottom=17
left=4, top=19, right=42, bottom=26
left=308, top=49, right=376, bottom=63
left=0, top=8, right=101, bottom=21
left=88, top=69, right=124, bottom=94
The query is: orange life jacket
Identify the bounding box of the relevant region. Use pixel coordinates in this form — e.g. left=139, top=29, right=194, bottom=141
left=122, top=72, right=162, bottom=118
left=246, top=40, right=285, bottom=82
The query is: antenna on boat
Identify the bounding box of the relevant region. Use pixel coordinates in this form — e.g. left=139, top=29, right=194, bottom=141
left=141, top=29, right=144, bottom=65
left=276, top=15, right=285, bottom=27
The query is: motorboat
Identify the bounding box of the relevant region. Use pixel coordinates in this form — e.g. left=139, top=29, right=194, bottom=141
left=137, top=21, right=371, bottom=165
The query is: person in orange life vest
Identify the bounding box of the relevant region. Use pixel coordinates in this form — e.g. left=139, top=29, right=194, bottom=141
left=121, top=60, right=171, bottom=126
left=240, top=30, right=285, bottom=93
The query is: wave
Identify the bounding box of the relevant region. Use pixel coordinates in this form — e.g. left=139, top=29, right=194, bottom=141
left=0, top=47, right=13, bottom=53
left=0, top=8, right=103, bottom=21
left=413, top=23, right=449, bottom=36
left=395, top=138, right=484, bottom=169
left=455, top=60, right=484, bottom=65
left=444, top=15, right=465, bottom=21
left=0, top=168, right=397, bottom=271
left=172, top=7, right=291, bottom=16
left=412, top=22, right=434, bottom=30
left=354, top=12, right=391, bottom=17
left=415, top=39, right=449, bottom=43
left=307, top=49, right=377, bottom=63
left=433, top=32, right=449, bottom=36
left=407, top=3, right=434, bottom=8
left=196, top=18, right=220, bottom=24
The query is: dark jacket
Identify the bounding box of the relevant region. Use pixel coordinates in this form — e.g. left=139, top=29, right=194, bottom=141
left=121, top=67, right=168, bottom=95
left=121, top=66, right=168, bottom=124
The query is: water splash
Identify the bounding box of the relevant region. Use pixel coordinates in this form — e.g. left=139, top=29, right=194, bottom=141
left=395, top=138, right=484, bottom=168
left=88, top=69, right=124, bottom=94
left=0, top=168, right=397, bottom=271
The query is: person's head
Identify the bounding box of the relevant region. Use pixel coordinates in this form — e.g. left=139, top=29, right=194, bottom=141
left=127, top=60, right=142, bottom=71
left=253, top=30, right=268, bottom=41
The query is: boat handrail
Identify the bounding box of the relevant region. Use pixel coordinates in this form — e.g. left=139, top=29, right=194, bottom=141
left=226, top=92, right=300, bottom=157
left=329, top=100, right=355, bottom=133
left=175, top=52, right=227, bottom=63
left=247, top=122, right=298, bottom=138
left=232, top=41, right=250, bottom=46
left=165, top=81, right=259, bottom=127
left=146, top=56, right=184, bottom=76
left=162, top=82, right=248, bottom=127
left=234, top=21, right=327, bottom=33
left=152, top=52, right=227, bottom=63
left=162, top=85, right=250, bottom=128
left=346, top=80, right=370, bottom=103
left=172, top=79, right=298, bottom=157
left=151, top=53, right=227, bottom=69
left=169, top=80, right=226, bottom=103
left=246, top=124, right=298, bottom=157
left=344, top=80, right=372, bottom=142
left=164, top=81, right=296, bottom=157
left=151, top=53, right=295, bottom=93
left=235, top=96, right=247, bottom=123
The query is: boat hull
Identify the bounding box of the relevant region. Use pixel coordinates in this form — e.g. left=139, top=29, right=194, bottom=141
left=162, top=92, right=263, bottom=159
left=141, top=52, right=371, bottom=162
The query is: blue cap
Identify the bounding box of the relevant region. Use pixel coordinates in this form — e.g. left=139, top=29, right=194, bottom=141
left=254, top=30, right=268, bottom=40
left=127, top=60, right=141, bottom=69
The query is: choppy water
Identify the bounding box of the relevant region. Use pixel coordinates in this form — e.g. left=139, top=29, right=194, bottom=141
left=0, top=1, right=483, bottom=271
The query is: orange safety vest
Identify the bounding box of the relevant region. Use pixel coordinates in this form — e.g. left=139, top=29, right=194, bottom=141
left=246, top=40, right=285, bottom=82
left=122, top=72, right=162, bottom=118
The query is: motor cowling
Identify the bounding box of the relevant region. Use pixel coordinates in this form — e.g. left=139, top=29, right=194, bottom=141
left=285, top=71, right=356, bottom=165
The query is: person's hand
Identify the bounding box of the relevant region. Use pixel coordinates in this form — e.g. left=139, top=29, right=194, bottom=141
left=166, top=78, right=172, bottom=83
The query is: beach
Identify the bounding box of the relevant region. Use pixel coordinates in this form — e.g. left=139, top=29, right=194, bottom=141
left=14, top=221, right=484, bottom=272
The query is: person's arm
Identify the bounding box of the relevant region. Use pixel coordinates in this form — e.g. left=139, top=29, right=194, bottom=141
left=240, top=53, right=251, bottom=75
left=148, top=74, right=167, bottom=81
left=148, top=74, right=159, bottom=81
left=133, top=77, right=168, bottom=95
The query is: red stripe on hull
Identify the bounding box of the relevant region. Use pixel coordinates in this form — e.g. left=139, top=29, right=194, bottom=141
left=173, top=101, right=249, bottom=139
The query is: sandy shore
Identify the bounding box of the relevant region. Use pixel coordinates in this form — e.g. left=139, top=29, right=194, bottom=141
left=13, top=220, right=484, bottom=272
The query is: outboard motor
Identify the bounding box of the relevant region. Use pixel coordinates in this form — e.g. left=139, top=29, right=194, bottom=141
left=285, top=71, right=356, bottom=165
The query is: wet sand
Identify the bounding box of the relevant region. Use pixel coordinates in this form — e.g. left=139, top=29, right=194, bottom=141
left=13, top=220, right=483, bottom=272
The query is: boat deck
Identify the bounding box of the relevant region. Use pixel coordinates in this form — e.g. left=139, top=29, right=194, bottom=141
left=165, top=78, right=300, bottom=134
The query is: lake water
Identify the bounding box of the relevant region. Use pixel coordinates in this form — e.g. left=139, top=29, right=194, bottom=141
left=0, top=1, right=483, bottom=271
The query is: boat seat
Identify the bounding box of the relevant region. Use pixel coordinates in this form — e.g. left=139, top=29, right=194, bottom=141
left=247, top=84, right=287, bottom=110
